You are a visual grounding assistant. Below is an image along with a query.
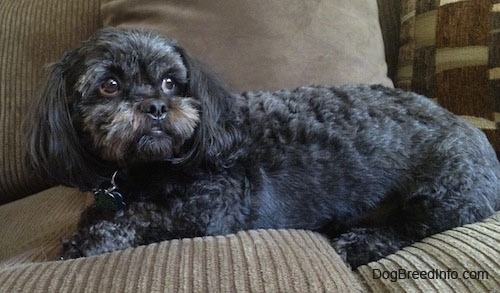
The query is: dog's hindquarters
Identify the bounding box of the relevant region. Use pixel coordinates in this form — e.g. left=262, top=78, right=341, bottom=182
left=398, top=122, right=499, bottom=236
left=334, top=115, right=500, bottom=267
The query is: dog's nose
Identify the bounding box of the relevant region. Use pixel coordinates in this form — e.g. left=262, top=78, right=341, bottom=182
left=140, top=99, right=168, bottom=120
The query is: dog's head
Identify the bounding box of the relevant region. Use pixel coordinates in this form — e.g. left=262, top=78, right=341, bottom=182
left=25, top=27, right=242, bottom=189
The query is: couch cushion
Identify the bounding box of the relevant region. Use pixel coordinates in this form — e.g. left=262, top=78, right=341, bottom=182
left=0, top=0, right=103, bottom=203
left=102, top=0, right=393, bottom=93
left=397, top=0, right=500, bottom=155
left=0, top=228, right=364, bottom=292
left=1, top=194, right=498, bottom=293
left=356, top=212, right=500, bottom=292
left=0, top=186, right=93, bottom=262
left=377, top=0, right=401, bottom=82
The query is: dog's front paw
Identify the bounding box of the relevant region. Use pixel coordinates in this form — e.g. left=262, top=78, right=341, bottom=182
left=332, top=228, right=411, bottom=269
left=58, top=220, right=141, bottom=260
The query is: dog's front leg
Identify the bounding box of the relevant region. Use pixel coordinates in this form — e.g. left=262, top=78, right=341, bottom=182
left=61, top=201, right=169, bottom=259
left=61, top=217, right=139, bottom=259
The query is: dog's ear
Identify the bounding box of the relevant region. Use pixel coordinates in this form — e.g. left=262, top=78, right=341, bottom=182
left=24, top=55, right=104, bottom=190
left=173, top=45, right=245, bottom=168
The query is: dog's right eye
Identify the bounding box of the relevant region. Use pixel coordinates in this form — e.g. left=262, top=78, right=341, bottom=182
left=99, top=78, right=120, bottom=97
left=161, top=77, right=177, bottom=95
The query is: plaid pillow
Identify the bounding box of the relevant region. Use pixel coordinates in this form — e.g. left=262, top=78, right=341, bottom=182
left=397, top=0, right=499, bottom=157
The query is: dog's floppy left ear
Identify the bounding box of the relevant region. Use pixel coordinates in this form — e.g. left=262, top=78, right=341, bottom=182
left=24, top=53, right=106, bottom=190
left=174, top=45, right=245, bottom=168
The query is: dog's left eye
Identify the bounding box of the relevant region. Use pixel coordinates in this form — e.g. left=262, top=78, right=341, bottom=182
left=161, top=77, right=177, bottom=95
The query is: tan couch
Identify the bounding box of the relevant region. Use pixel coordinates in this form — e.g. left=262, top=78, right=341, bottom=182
left=1, top=0, right=499, bottom=291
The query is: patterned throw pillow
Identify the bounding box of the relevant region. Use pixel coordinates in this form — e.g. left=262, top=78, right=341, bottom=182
left=397, top=0, right=500, bottom=156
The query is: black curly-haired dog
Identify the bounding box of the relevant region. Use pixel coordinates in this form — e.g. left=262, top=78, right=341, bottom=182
left=25, top=27, right=500, bottom=268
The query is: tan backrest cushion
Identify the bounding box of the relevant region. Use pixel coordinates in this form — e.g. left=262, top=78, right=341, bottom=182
left=397, top=0, right=500, bottom=155
left=102, top=0, right=393, bottom=92
left=0, top=0, right=102, bottom=203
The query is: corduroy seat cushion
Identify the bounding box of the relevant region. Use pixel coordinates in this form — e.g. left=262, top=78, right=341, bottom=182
left=0, top=230, right=363, bottom=292
left=358, top=213, right=500, bottom=292
left=0, top=188, right=498, bottom=292
left=0, top=187, right=93, bottom=262
left=0, top=189, right=364, bottom=292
